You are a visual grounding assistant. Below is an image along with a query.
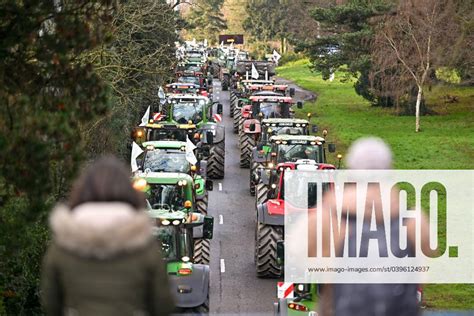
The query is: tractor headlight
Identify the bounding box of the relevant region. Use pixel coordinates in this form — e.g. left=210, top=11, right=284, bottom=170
left=181, top=256, right=190, bottom=262
left=162, top=220, right=171, bottom=226
left=268, top=163, right=274, bottom=169
left=172, top=220, right=181, bottom=226
left=271, top=184, right=277, bottom=189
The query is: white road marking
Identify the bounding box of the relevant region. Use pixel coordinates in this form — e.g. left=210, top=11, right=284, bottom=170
left=219, top=214, right=224, bottom=225
left=218, top=182, right=223, bottom=191
left=216, top=96, right=220, bottom=100
left=220, top=259, right=226, bottom=273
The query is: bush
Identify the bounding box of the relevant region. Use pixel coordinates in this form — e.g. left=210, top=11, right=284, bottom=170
left=436, top=67, right=461, bottom=84
left=278, top=52, right=305, bottom=65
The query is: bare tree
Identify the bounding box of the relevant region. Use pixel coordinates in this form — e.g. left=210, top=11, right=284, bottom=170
left=373, top=0, right=456, bottom=132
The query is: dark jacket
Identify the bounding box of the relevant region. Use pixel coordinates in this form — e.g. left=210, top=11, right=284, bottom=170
left=41, top=202, right=174, bottom=316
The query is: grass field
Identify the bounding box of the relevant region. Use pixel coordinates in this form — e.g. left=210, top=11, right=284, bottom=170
left=277, top=59, right=474, bottom=310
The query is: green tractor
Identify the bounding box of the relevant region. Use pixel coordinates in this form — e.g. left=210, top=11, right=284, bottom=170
left=253, top=135, right=337, bottom=206
left=132, top=94, right=226, bottom=179
left=273, top=282, right=319, bottom=316
left=133, top=172, right=213, bottom=264
left=133, top=140, right=211, bottom=209
left=247, top=118, right=315, bottom=195
left=148, top=208, right=214, bottom=313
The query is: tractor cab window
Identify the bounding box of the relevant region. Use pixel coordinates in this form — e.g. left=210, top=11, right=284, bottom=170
left=186, top=65, right=202, bottom=72
left=279, top=173, right=318, bottom=208
left=178, top=76, right=200, bottom=86
left=143, top=150, right=190, bottom=173
left=172, top=102, right=204, bottom=124
left=148, top=129, right=187, bottom=142
left=147, top=184, right=186, bottom=211
left=277, top=144, right=322, bottom=163
left=264, top=126, right=305, bottom=140
left=258, top=102, right=290, bottom=119
left=152, top=226, right=178, bottom=261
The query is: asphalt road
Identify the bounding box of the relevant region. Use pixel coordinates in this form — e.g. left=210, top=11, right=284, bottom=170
left=208, top=80, right=279, bottom=315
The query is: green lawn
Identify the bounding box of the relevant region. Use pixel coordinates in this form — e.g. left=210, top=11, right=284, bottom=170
left=277, top=59, right=474, bottom=310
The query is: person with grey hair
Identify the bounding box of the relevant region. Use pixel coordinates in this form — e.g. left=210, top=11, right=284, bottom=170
left=316, top=137, right=430, bottom=316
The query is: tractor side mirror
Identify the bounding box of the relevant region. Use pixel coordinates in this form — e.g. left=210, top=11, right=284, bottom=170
left=205, top=180, right=214, bottom=191
left=249, top=123, right=256, bottom=132
left=297, top=101, right=303, bottom=109
left=208, top=78, right=213, bottom=85
left=289, top=87, right=295, bottom=97
left=217, top=103, right=223, bottom=115
left=328, top=143, right=336, bottom=153
left=203, top=215, right=214, bottom=239
left=206, top=131, right=214, bottom=144
left=276, top=240, right=284, bottom=266
left=311, top=125, right=318, bottom=133
left=196, top=152, right=203, bottom=161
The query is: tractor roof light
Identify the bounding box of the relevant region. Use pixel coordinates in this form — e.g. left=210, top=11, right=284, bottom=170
left=271, top=123, right=276, bottom=127
left=310, top=142, right=316, bottom=145
left=180, top=146, right=186, bottom=151
left=275, top=141, right=281, bottom=144
left=191, top=165, right=197, bottom=171
left=282, top=141, right=287, bottom=144
left=271, top=152, right=277, bottom=157
left=268, top=162, right=274, bottom=169
left=317, top=142, right=323, bottom=145
left=178, top=180, right=187, bottom=186
left=172, top=220, right=181, bottom=226
left=296, top=123, right=301, bottom=127
left=136, top=130, right=144, bottom=137
left=184, top=200, right=192, bottom=209
left=161, top=219, right=171, bottom=226
left=337, top=154, right=343, bottom=159
left=146, top=145, right=155, bottom=150
left=181, top=256, right=190, bottom=262
left=271, top=183, right=277, bottom=189
left=149, top=119, right=154, bottom=123
left=132, top=178, right=147, bottom=191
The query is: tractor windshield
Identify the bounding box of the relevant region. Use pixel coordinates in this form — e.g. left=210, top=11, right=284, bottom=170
left=186, top=65, right=202, bottom=72
left=172, top=102, right=204, bottom=124
left=277, top=144, right=322, bottom=163
left=259, top=102, right=290, bottom=118
left=178, top=76, right=201, bottom=86
left=143, top=150, right=190, bottom=173
left=265, top=126, right=305, bottom=138
left=152, top=226, right=178, bottom=261
left=147, top=184, right=186, bottom=211
left=147, top=128, right=188, bottom=142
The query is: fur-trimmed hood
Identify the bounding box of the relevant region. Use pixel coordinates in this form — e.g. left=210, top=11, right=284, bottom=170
left=49, top=202, right=153, bottom=259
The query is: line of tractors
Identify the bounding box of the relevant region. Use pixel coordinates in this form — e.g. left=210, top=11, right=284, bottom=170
left=128, top=39, right=341, bottom=314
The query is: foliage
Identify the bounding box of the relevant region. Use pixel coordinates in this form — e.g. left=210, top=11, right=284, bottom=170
left=243, top=0, right=289, bottom=42
left=301, top=0, right=391, bottom=105
left=0, top=1, right=114, bottom=313
left=436, top=68, right=461, bottom=84
left=187, top=0, right=227, bottom=44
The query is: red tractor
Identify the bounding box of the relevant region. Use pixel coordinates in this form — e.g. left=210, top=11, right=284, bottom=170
left=255, top=160, right=336, bottom=278
left=239, top=95, right=303, bottom=168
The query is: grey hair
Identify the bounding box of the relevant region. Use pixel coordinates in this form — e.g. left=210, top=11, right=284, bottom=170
left=346, top=137, right=393, bottom=169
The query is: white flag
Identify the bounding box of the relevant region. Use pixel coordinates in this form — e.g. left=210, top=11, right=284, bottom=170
left=158, top=86, right=166, bottom=104
left=272, top=50, right=281, bottom=64
left=220, top=41, right=224, bottom=49
left=229, top=42, right=234, bottom=50
left=139, top=106, right=150, bottom=126
left=251, top=63, right=259, bottom=79
left=329, top=71, right=335, bottom=82
left=131, top=141, right=144, bottom=172
left=204, top=39, right=208, bottom=47
left=186, top=136, right=197, bottom=165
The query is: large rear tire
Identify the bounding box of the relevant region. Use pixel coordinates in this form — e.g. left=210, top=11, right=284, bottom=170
left=207, top=140, right=225, bottom=179
left=230, top=92, right=237, bottom=117
left=249, top=162, right=264, bottom=196
left=239, top=133, right=255, bottom=168
left=255, top=182, right=269, bottom=206
left=233, top=109, right=241, bottom=134
left=194, top=198, right=210, bottom=265
left=222, top=75, right=229, bottom=91
left=255, top=222, right=283, bottom=278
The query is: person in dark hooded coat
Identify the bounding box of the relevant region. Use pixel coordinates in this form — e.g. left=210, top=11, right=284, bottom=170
left=41, top=157, right=174, bottom=316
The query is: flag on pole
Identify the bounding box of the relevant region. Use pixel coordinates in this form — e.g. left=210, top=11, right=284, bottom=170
left=131, top=141, right=144, bottom=172
left=229, top=42, right=234, bottom=50
left=272, top=50, right=281, bottom=64
left=139, top=106, right=150, bottom=126
left=186, top=136, right=197, bottom=165
left=251, top=63, right=259, bottom=79
left=220, top=41, right=224, bottom=49
left=204, top=39, right=208, bottom=47
left=158, top=86, right=166, bottom=104
left=329, top=71, right=335, bottom=82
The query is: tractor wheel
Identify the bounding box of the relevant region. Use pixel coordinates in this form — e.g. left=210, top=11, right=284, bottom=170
left=229, top=96, right=236, bottom=118
left=255, top=222, right=283, bottom=278
left=249, top=162, right=263, bottom=196
left=233, top=109, right=241, bottom=134
left=207, top=140, right=225, bottom=179
left=194, top=239, right=210, bottom=265
left=239, top=133, right=255, bottom=168
left=222, top=76, right=229, bottom=91
left=196, top=197, right=208, bottom=215
left=255, top=182, right=269, bottom=206
left=238, top=116, right=245, bottom=137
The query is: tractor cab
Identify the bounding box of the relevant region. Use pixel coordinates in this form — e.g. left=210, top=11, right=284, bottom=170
left=148, top=209, right=213, bottom=311
left=133, top=173, right=196, bottom=213
left=249, top=95, right=302, bottom=119
left=270, top=135, right=328, bottom=164
left=131, top=123, right=196, bottom=144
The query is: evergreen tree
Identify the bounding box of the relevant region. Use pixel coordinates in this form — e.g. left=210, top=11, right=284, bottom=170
left=187, top=0, right=227, bottom=43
